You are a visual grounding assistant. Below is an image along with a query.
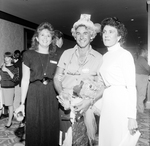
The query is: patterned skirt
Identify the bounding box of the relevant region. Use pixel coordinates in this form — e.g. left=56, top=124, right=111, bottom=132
left=72, top=117, right=89, bottom=146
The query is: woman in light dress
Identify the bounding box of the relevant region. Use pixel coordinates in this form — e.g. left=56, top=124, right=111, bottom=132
left=98, top=17, right=138, bottom=146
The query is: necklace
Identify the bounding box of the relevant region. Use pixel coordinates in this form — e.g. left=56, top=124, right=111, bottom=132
left=38, top=53, right=49, bottom=76
left=77, top=50, right=89, bottom=66
left=78, top=55, right=87, bottom=66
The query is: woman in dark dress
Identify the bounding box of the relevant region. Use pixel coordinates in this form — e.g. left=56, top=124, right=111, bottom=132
left=15, top=22, right=59, bottom=146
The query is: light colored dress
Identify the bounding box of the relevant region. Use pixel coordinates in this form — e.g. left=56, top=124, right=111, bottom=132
left=99, top=43, right=137, bottom=146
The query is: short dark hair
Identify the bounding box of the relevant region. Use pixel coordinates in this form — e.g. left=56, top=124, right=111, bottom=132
left=14, top=50, right=21, bottom=55
left=101, top=17, right=127, bottom=44
left=54, top=30, right=63, bottom=39
left=4, top=52, right=13, bottom=58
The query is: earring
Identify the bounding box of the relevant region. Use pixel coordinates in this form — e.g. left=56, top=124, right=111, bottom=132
left=36, top=37, right=39, bottom=42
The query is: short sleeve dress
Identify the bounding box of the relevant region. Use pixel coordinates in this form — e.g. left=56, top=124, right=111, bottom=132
left=23, top=50, right=59, bottom=146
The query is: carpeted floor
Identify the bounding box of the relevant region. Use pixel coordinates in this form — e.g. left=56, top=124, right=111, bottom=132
left=0, top=118, right=24, bottom=146
left=136, top=109, right=150, bottom=146
left=0, top=109, right=149, bottom=146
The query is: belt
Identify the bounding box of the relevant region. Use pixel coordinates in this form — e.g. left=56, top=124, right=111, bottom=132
left=30, top=77, right=53, bottom=85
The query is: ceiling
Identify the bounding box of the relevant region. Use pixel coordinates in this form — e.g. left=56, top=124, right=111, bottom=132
left=0, top=0, right=149, bottom=48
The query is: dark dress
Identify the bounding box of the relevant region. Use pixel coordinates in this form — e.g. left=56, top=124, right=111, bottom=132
left=23, top=50, right=59, bottom=146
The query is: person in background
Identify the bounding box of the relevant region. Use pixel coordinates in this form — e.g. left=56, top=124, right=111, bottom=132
left=52, top=30, right=64, bottom=60
left=135, top=44, right=150, bottom=113
left=98, top=17, right=138, bottom=146
left=13, top=50, right=22, bottom=86
left=15, top=22, right=59, bottom=146
left=51, top=29, right=70, bottom=144
left=54, top=14, right=103, bottom=146
left=0, top=52, right=19, bottom=128
left=0, top=75, right=3, bottom=118
left=13, top=50, right=22, bottom=111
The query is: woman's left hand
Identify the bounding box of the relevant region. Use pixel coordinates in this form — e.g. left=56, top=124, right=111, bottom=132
left=128, top=118, right=138, bottom=135
left=74, top=99, right=91, bottom=114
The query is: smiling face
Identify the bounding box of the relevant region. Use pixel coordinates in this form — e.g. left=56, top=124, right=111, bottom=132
left=75, top=26, right=91, bottom=49
left=36, top=29, right=52, bottom=48
left=102, top=25, right=121, bottom=47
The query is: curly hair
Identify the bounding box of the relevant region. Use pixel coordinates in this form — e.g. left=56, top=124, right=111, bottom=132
left=71, top=24, right=98, bottom=41
left=30, top=22, right=54, bottom=51
left=101, top=17, right=127, bottom=44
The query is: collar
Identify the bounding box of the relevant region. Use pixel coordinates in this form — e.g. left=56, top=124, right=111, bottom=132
left=108, top=43, right=121, bottom=52
left=73, top=45, right=97, bottom=57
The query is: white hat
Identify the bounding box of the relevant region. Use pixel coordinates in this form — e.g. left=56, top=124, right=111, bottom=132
left=71, top=14, right=101, bottom=39
left=73, top=14, right=100, bottom=32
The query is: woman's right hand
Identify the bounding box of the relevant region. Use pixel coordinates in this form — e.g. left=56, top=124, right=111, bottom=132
left=15, top=104, right=25, bottom=117
left=128, top=118, right=138, bottom=135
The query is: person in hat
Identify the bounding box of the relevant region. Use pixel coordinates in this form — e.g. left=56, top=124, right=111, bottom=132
left=54, top=14, right=104, bottom=146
